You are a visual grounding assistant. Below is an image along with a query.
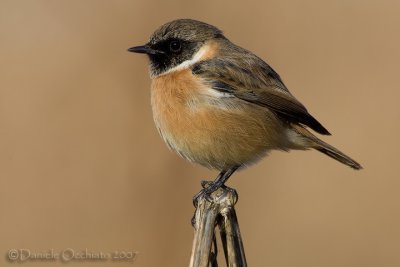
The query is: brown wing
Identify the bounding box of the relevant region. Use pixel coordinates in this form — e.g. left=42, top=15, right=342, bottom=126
left=192, top=56, right=331, bottom=135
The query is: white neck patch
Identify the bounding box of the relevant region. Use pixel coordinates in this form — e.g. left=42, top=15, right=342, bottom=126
left=153, top=44, right=209, bottom=77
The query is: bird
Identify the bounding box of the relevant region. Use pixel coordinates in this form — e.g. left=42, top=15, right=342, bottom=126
left=128, top=19, right=362, bottom=198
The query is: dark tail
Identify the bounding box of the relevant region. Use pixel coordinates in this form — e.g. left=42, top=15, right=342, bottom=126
left=313, top=139, right=362, bottom=170
left=291, top=124, right=362, bottom=170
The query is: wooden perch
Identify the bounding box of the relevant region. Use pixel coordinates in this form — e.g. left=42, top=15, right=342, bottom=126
left=189, top=183, right=247, bottom=267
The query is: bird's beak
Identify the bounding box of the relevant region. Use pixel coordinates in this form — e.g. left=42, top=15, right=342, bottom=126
left=127, top=45, right=163, bottom=55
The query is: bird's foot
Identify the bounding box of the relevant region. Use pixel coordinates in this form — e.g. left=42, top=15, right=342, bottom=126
left=191, top=181, right=238, bottom=227
left=192, top=179, right=236, bottom=207
left=192, top=180, right=219, bottom=207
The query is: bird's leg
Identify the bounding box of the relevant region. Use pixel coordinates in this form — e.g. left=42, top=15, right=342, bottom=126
left=204, top=166, right=239, bottom=194
left=192, top=170, right=225, bottom=207
left=193, top=165, right=240, bottom=206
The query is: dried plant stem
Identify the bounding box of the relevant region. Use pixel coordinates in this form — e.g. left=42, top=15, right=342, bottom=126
left=189, top=184, right=247, bottom=267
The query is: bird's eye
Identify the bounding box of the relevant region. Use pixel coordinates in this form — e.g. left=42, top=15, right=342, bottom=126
left=169, top=40, right=181, bottom=53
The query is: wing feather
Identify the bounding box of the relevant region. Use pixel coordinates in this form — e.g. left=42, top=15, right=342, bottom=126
left=192, top=57, right=330, bottom=135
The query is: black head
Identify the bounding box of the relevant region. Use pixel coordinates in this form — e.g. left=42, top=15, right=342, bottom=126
left=128, top=19, right=224, bottom=77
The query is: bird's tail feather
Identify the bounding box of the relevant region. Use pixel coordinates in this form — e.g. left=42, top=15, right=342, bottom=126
left=313, top=139, right=362, bottom=170
left=291, top=125, right=362, bottom=170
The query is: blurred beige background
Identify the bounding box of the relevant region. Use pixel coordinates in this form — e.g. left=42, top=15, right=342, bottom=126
left=1, top=0, right=399, bottom=266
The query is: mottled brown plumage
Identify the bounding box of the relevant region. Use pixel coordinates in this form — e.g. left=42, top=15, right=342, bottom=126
left=128, top=19, right=362, bottom=195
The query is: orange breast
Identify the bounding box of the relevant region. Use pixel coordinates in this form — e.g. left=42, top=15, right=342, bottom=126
left=150, top=69, right=286, bottom=170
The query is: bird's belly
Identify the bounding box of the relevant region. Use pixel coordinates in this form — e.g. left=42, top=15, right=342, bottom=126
left=150, top=70, right=286, bottom=170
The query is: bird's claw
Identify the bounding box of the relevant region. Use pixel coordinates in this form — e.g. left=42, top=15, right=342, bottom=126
left=192, top=180, right=223, bottom=207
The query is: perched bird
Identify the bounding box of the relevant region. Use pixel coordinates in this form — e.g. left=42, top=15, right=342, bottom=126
left=128, top=19, right=362, bottom=196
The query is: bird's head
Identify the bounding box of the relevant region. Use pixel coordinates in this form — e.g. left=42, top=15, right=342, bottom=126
left=128, top=19, right=225, bottom=77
